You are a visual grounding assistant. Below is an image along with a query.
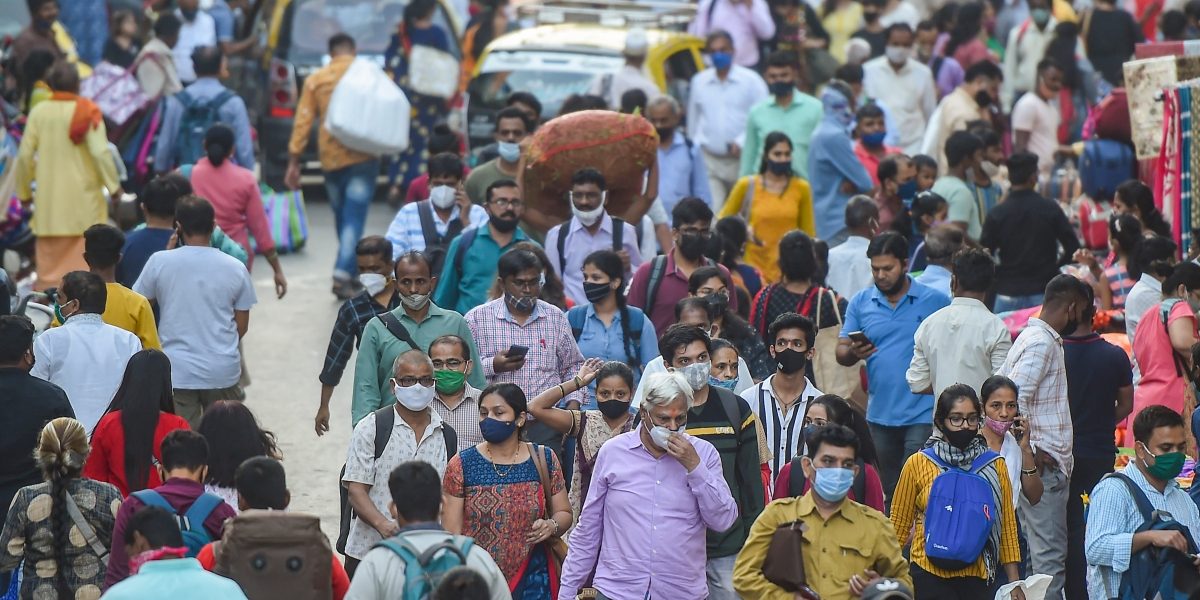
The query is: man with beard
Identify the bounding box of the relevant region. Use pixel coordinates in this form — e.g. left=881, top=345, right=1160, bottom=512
left=434, top=179, right=531, bottom=314
left=835, top=232, right=949, bottom=499
left=628, top=198, right=739, bottom=335
left=998, top=274, right=1088, bottom=600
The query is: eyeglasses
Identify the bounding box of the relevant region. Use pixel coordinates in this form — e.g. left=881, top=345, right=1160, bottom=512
left=431, top=359, right=466, bottom=370
left=946, top=415, right=981, bottom=427
left=490, top=197, right=523, bottom=209
left=510, top=276, right=544, bottom=291
left=393, top=377, right=435, bottom=387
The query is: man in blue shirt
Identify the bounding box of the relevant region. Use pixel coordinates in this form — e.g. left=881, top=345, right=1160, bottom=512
left=836, top=231, right=949, bottom=498
left=154, top=45, right=254, bottom=173
left=1085, top=405, right=1200, bottom=599
left=435, top=179, right=533, bottom=314
left=646, top=96, right=711, bottom=212
left=807, top=81, right=873, bottom=245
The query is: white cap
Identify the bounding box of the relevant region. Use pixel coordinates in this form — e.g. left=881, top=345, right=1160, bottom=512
left=624, top=28, right=649, bottom=57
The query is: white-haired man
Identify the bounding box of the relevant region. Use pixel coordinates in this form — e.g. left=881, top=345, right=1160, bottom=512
left=558, top=371, right=739, bottom=600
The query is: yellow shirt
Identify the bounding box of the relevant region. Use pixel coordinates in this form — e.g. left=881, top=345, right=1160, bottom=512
left=733, top=492, right=912, bottom=600
left=288, top=55, right=377, bottom=172
left=822, top=2, right=864, bottom=63
left=889, top=450, right=1021, bottom=580
left=719, top=175, right=815, bottom=284
left=103, top=283, right=160, bottom=350
left=14, top=99, right=119, bottom=237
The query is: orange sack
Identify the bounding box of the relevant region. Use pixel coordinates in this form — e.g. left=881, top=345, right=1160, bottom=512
left=519, top=110, right=658, bottom=232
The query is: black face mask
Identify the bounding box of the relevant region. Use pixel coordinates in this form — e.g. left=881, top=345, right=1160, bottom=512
left=583, top=281, right=612, bottom=304
left=974, top=90, right=992, bottom=108
left=597, top=399, right=631, bottom=419
left=656, top=126, right=675, bottom=141
left=944, top=428, right=978, bottom=450
left=678, top=233, right=708, bottom=260
left=776, top=349, right=808, bottom=375
left=705, top=293, right=729, bottom=316
left=1058, top=319, right=1079, bottom=337
left=768, top=81, right=794, bottom=97
left=863, top=10, right=880, bottom=21
left=767, top=160, right=792, bottom=176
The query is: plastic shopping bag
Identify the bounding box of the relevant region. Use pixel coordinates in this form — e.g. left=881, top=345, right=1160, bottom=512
left=325, top=58, right=410, bottom=156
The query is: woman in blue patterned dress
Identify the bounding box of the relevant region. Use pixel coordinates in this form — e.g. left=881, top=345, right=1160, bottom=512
left=383, top=0, right=454, bottom=203
left=443, top=383, right=572, bottom=599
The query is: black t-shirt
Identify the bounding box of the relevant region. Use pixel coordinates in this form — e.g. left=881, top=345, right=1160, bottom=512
left=0, top=368, right=74, bottom=515
left=1063, top=333, right=1132, bottom=458
left=1085, top=8, right=1144, bottom=86
left=853, top=28, right=886, bottom=58
left=980, top=189, right=1081, bottom=296
left=118, top=227, right=174, bottom=288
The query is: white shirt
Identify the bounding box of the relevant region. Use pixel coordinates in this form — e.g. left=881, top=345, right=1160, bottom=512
left=687, top=66, right=769, bottom=156
left=545, top=212, right=644, bottom=305
left=825, top=236, right=873, bottom=300
left=1011, top=91, right=1061, bottom=176
left=998, top=432, right=1024, bottom=506
left=632, top=355, right=753, bottom=409
left=133, top=246, right=257, bottom=390
left=174, top=9, right=216, bottom=82
left=341, top=407, right=451, bottom=560
left=742, top=375, right=823, bottom=484
left=31, top=314, right=141, bottom=433
left=591, top=64, right=659, bottom=110
left=1002, top=19, right=1058, bottom=107
left=1125, top=273, right=1164, bottom=384
left=863, top=57, right=937, bottom=154
left=907, top=297, right=1013, bottom=399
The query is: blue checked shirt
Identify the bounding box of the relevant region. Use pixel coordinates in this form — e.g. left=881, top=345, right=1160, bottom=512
left=1085, top=464, right=1200, bottom=599
left=384, top=200, right=488, bottom=259
left=319, top=290, right=399, bottom=387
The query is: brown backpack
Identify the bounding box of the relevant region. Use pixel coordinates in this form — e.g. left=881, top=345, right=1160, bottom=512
left=214, top=510, right=333, bottom=600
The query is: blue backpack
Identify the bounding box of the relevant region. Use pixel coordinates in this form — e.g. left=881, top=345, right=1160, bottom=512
left=1079, top=139, right=1135, bottom=202
left=375, top=534, right=475, bottom=600
left=921, top=448, right=1001, bottom=571
left=174, top=89, right=235, bottom=168
left=1104, top=472, right=1199, bottom=600
left=131, top=490, right=223, bottom=557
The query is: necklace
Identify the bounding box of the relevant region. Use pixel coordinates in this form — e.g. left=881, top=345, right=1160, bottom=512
left=484, top=443, right=521, bottom=478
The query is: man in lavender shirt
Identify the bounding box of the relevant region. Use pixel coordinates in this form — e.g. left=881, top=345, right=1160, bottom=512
left=558, top=371, right=739, bottom=600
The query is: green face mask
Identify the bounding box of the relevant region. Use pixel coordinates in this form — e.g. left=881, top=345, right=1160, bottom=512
left=434, top=369, right=467, bottom=395
left=1141, top=443, right=1187, bottom=481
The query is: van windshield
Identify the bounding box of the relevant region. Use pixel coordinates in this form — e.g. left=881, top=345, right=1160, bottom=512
left=284, top=0, right=457, bottom=64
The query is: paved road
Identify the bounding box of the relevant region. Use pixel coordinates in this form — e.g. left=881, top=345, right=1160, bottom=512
left=240, top=195, right=394, bottom=541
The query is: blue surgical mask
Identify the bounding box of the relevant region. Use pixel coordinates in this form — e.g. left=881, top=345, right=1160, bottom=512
left=897, top=179, right=918, bottom=203
left=479, top=417, right=518, bottom=444
left=708, top=376, right=738, bottom=390
left=861, top=131, right=887, bottom=148
left=710, top=51, right=733, bottom=71
left=812, top=466, right=856, bottom=502
left=497, top=141, right=520, bottom=163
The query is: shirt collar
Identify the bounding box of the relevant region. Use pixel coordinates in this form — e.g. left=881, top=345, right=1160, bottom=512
left=64, top=313, right=103, bottom=326
left=950, top=296, right=987, bottom=309
left=1026, top=317, right=1063, bottom=343
left=570, top=212, right=612, bottom=235
left=867, top=276, right=916, bottom=303
left=1138, top=273, right=1163, bottom=292
left=795, top=490, right=858, bottom=523
left=1122, top=462, right=1181, bottom=495
left=136, top=558, right=206, bottom=574
left=494, top=297, right=545, bottom=323
left=436, top=383, right=481, bottom=406
left=480, top=224, right=528, bottom=245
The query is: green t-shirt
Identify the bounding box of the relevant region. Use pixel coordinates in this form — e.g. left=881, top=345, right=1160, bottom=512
left=463, top=159, right=515, bottom=205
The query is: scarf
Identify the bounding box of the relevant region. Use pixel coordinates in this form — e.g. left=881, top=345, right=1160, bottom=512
left=50, top=91, right=102, bottom=145
left=924, top=431, right=1006, bottom=580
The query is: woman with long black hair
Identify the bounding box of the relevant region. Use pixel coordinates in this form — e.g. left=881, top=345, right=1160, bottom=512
left=1, top=418, right=122, bottom=599
left=84, top=349, right=191, bottom=497
left=195, top=401, right=281, bottom=510
left=943, top=1, right=996, bottom=70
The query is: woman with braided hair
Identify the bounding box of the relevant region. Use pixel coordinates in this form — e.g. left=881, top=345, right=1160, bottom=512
left=0, top=417, right=122, bottom=599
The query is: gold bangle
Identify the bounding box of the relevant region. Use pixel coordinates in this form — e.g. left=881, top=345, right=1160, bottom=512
left=557, top=384, right=566, bottom=397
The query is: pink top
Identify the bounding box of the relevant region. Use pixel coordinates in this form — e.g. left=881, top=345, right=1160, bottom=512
left=952, top=38, right=996, bottom=71
left=190, top=157, right=275, bottom=266
left=1132, top=300, right=1195, bottom=415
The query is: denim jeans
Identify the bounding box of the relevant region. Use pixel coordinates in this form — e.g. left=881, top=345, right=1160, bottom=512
left=706, top=554, right=739, bottom=600
left=993, top=293, right=1043, bottom=314
left=868, top=422, right=932, bottom=506
left=323, top=159, right=379, bottom=280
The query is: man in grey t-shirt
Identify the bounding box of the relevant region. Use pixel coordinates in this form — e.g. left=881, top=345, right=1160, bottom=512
left=133, top=196, right=256, bottom=426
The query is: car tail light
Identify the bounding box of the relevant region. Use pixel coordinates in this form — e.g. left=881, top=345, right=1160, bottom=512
left=267, top=58, right=297, bottom=118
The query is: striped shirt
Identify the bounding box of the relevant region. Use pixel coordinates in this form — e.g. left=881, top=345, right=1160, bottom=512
left=741, top=375, right=824, bottom=483
left=319, top=290, right=399, bottom=387
left=889, top=450, right=1021, bottom=580
left=432, top=383, right=484, bottom=452
left=998, top=318, right=1074, bottom=477
left=1103, top=261, right=1136, bottom=310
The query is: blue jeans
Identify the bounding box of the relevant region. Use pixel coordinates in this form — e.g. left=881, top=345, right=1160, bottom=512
left=323, top=159, right=379, bottom=280
left=868, top=422, right=932, bottom=506
left=993, top=293, right=1043, bottom=314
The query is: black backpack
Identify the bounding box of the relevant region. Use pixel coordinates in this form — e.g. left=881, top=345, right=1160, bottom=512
left=416, top=200, right=465, bottom=277
left=554, top=216, right=629, bottom=275
left=787, top=455, right=867, bottom=502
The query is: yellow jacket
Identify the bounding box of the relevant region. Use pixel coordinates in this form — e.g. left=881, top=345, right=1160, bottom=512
left=734, top=492, right=912, bottom=600
left=15, top=99, right=119, bottom=237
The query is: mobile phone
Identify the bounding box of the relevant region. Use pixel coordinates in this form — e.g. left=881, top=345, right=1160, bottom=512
left=848, top=331, right=871, bottom=345
left=507, top=345, right=530, bottom=358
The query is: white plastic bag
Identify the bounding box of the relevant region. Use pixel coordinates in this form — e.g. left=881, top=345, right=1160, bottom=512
left=407, top=45, right=459, bottom=100
left=994, top=574, right=1052, bottom=600
left=325, top=58, right=411, bottom=156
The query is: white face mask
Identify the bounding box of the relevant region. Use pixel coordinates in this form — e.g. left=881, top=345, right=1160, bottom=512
left=885, top=45, right=911, bottom=65
left=570, top=192, right=606, bottom=227
left=401, top=292, right=431, bottom=311
left=675, top=361, right=711, bottom=391
left=393, top=381, right=435, bottom=411
left=649, top=424, right=676, bottom=449
left=358, top=273, right=388, bottom=296
left=429, top=185, right=457, bottom=210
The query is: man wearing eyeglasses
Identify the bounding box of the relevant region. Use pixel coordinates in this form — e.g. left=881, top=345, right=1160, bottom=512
left=428, top=334, right=484, bottom=452
left=342, top=348, right=457, bottom=576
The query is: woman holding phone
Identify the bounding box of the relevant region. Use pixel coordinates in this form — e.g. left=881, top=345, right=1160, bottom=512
left=978, top=375, right=1042, bottom=507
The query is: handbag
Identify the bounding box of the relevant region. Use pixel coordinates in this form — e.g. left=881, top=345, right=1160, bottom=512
left=529, top=443, right=569, bottom=567
left=810, top=288, right=866, bottom=408
left=253, top=184, right=309, bottom=255
left=81, top=58, right=160, bottom=127
left=761, top=519, right=814, bottom=594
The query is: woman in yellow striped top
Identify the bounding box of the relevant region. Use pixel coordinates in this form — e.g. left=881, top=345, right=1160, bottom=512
left=889, top=384, right=1025, bottom=600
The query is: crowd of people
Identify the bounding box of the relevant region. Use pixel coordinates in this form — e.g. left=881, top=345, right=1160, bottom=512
left=7, top=0, right=1200, bottom=597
